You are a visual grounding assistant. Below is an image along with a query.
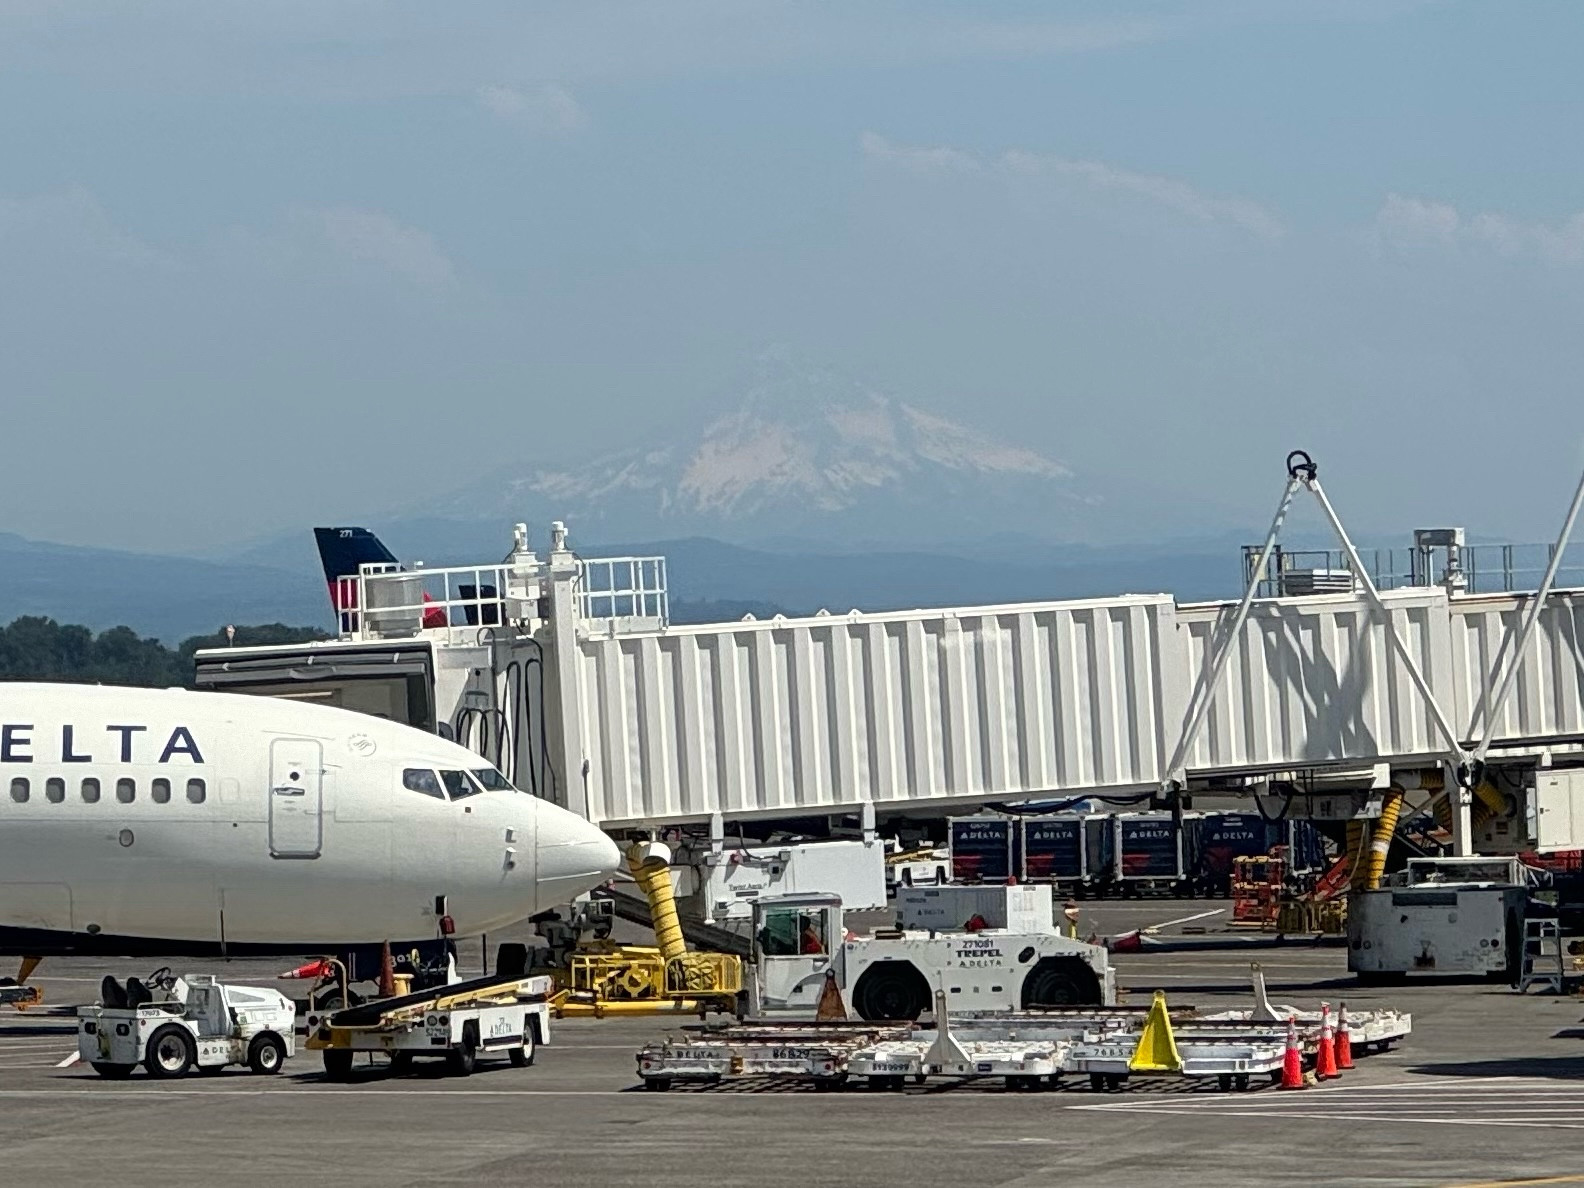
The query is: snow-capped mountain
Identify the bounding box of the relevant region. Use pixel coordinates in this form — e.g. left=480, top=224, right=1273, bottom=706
left=423, top=360, right=1109, bottom=548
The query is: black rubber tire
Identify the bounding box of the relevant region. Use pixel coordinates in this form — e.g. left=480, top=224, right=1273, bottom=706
left=447, top=1024, right=478, bottom=1077
left=509, top=1020, right=537, bottom=1068
left=644, top=1078, right=672, bottom=1092
left=322, top=1049, right=354, bottom=1081
left=851, top=962, right=931, bottom=1021
left=388, top=1052, right=414, bottom=1074
left=247, top=1032, right=286, bottom=1076
left=143, top=1024, right=195, bottom=1079
left=91, top=1061, right=134, bottom=1079
left=1021, top=957, right=1103, bottom=1008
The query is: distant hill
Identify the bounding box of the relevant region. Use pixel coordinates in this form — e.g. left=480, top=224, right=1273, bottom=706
left=0, top=532, right=330, bottom=644
left=0, top=526, right=1245, bottom=644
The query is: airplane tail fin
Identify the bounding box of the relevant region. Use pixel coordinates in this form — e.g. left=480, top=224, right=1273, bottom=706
left=313, top=527, right=447, bottom=630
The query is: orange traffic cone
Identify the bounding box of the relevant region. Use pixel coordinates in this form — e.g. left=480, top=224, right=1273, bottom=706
left=277, top=958, right=334, bottom=980
left=814, top=970, right=847, bottom=1021
left=378, top=941, right=397, bottom=1000
left=1280, top=1015, right=1304, bottom=1090
left=1316, top=1001, right=1339, bottom=1080
left=1336, top=1002, right=1354, bottom=1070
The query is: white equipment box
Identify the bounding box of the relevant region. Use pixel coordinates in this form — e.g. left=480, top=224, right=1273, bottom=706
left=896, top=885, right=1055, bottom=934
left=1348, top=858, right=1530, bottom=982
left=688, top=838, right=887, bottom=924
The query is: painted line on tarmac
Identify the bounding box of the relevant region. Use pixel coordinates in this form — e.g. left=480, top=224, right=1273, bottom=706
left=54, top=1053, right=78, bottom=1068
left=1067, top=1104, right=1584, bottom=1130
left=1441, top=1175, right=1584, bottom=1187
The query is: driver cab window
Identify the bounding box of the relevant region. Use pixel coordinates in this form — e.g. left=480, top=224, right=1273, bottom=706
left=759, top=909, right=827, bottom=957
left=402, top=768, right=445, bottom=800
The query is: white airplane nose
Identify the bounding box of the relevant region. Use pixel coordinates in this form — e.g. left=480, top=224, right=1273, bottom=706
left=533, top=803, right=621, bottom=910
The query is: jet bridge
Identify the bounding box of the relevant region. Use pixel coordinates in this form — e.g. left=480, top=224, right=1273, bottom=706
left=193, top=459, right=1584, bottom=857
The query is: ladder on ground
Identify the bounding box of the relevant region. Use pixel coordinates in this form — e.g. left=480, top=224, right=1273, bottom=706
left=1519, top=917, right=1565, bottom=994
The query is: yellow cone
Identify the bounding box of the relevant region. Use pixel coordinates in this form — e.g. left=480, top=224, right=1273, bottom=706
left=1128, top=990, right=1183, bottom=1073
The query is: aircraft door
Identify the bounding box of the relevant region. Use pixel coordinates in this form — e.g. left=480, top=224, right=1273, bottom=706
left=268, top=738, right=323, bottom=859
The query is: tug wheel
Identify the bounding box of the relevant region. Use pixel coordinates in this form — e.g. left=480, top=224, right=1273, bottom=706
left=143, top=1024, right=195, bottom=1079
left=851, top=963, right=930, bottom=1021
left=247, top=1032, right=286, bottom=1075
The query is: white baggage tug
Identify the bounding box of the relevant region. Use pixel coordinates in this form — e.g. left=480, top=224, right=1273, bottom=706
left=78, top=968, right=296, bottom=1079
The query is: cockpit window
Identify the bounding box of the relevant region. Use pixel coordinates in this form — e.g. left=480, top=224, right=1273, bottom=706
left=470, top=768, right=513, bottom=792
left=402, top=768, right=445, bottom=800
left=441, top=770, right=484, bottom=801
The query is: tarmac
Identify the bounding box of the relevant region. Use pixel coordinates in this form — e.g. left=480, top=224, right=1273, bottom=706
left=4, top=901, right=1584, bottom=1188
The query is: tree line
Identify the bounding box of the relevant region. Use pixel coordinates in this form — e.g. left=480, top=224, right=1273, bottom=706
left=0, top=617, right=331, bottom=688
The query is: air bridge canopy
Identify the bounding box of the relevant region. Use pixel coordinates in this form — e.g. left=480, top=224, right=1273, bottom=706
left=192, top=527, right=1584, bottom=830
left=193, top=640, right=439, bottom=734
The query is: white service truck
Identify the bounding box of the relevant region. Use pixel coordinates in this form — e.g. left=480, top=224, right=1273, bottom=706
left=1349, top=856, right=1534, bottom=983
left=78, top=968, right=296, bottom=1079
left=747, top=889, right=1114, bottom=1020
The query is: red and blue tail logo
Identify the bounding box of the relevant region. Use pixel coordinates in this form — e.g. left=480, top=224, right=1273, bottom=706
left=313, top=527, right=447, bottom=630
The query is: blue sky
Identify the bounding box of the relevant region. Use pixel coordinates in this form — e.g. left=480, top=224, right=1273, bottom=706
left=3, top=1, right=1583, bottom=552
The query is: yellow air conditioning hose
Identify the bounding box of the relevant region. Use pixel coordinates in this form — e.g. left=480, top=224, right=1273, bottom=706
left=626, top=841, right=686, bottom=963
left=1425, top=771, right=1508, bottom=836
left=1362, top=788, right=1405, bottom=890
left=1345, top=820, right=1368, bottom=891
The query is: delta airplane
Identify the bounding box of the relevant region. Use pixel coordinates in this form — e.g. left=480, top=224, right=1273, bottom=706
left=0, top=682, right=621, bottom=957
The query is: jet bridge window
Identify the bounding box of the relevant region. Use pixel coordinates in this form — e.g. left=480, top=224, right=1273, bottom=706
left=402, top=768, right=445, bottom=800
left=9, top=777, right=28, bottom=804
left=442, top=770, right=486, bottom=801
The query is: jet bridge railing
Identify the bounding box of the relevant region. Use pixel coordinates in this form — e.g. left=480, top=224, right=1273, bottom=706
left=575, top=555, right=668, bottom=634
left=348, top=562, right=517, bottom=640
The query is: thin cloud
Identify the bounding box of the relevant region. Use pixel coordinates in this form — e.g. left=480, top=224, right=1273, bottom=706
left=477, top=83, right=587, bottom=134
left=289, top=206, right=458, bottom=288
left=1002, top=150, right=1285, bottom=240
left=1376, top=193, right=1584, bottom=266
left=0, top=187, right=173, bottom=268
left=863, top=133, right=1285, bottom=239
left=860, top=131, right=978, bottom=174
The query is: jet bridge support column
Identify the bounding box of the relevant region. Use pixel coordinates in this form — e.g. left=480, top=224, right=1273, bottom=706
left=545, top=522, right=593, bottom=823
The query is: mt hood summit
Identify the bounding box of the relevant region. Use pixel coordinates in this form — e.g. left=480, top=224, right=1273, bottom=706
left=424, top=365, right=1105, bottom=547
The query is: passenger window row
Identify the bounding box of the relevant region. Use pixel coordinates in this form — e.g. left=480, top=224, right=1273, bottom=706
left=9, top=776, right=207, bottom=805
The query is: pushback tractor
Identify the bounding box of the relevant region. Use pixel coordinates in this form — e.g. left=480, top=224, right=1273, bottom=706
left=78, top=968, right=296, bottom=1079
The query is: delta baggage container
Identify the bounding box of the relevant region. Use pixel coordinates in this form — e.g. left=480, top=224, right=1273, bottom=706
left=1109, top=812, right=1201, bottom=895
left=949, top=816, right=1020, bottom=883
left=1020, top=815, right=1106, bottom=889
left=1194, top=814, right=1279, bottom=896
left=1287, top=820, right=1327, bottom=875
